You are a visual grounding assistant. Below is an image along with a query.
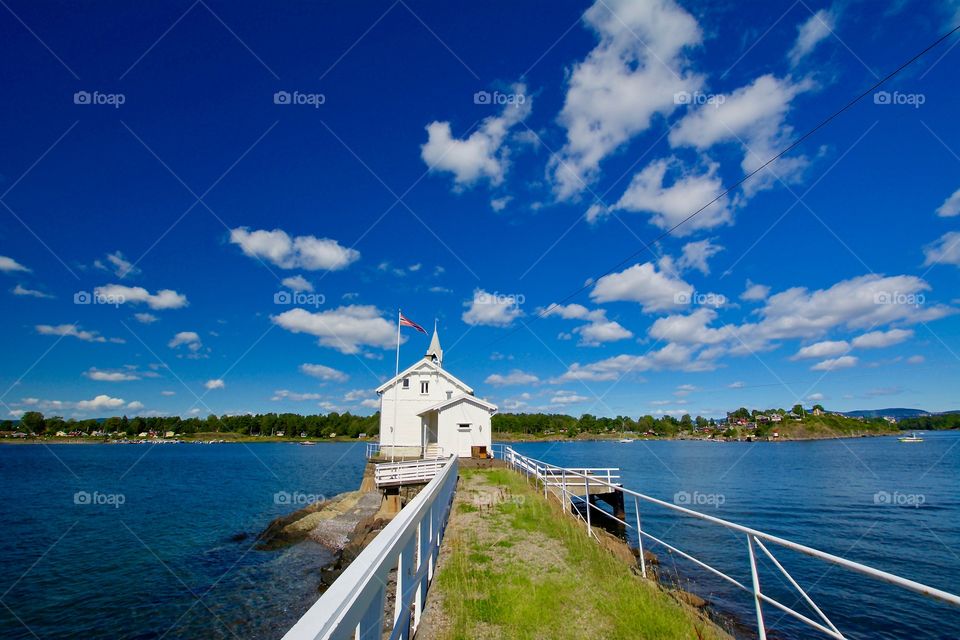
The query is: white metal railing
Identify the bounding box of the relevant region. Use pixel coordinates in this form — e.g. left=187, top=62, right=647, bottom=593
left=283, top=456, right=459, bottom=640
left=501, top=446, right=960, bottom=640
left=375, top=457, right=451, bottom=488
left=365, top=442, right=381, bottom=459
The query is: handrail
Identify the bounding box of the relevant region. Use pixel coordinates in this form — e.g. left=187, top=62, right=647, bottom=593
left=501, top=446, right=960, bottom=639
left=283, top=456, right=459, bottom=640
left=375, top=457, right=450, bottom=487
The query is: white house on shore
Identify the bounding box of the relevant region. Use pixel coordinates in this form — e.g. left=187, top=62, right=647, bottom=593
left=377, top=328, right=496, bottom=458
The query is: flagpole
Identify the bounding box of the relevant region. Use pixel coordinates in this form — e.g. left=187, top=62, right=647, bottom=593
left=391, top=309, right=400, bottom=462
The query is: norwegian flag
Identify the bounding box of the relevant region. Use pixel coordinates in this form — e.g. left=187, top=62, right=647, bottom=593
left=399, top=313, right=427, bottom=334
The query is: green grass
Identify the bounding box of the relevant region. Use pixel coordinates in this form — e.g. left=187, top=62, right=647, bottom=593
left=432, top=469, right=725, bottom=640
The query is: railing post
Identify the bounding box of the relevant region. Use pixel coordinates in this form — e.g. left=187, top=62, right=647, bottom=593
left=561, top=468, right=567, bottom=513
left=634, top=495, right=646, bottom=578
left=584, top=471, right=592, bottom=538
left=543, top=465, right=548, bottom=499
left=747, top=535, right=767, bottom=640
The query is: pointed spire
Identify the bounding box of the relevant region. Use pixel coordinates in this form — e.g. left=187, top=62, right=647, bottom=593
left=426, top=319, right=442, bottom=367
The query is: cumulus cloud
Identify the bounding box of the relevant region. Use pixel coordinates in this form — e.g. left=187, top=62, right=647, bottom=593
left=76, top=394, right=126, bottom=411
left=669, top=74, right=813, bottom=195
left=788, top=9, right=835, bottom=66
left=85, top=368, right=139, bottom=382
left=811, top=355, right=857, bottom=371
left=0, top=256, right=30, bottom=273
left=604, top=158, right=732, bottom=234
left=556, top=343, right=705, bottom=382
left=95, top=251, right=140, bottom=279
left=421, top=82, right=531, bottom=187
left=95, top=284, right=188, bottom=310
left=541, top=302, right=633, bottom=346
left=462, top=289, right=524, bottom=327
left=485, top=370, right=539, bottom=386
left=134, top=312, right=158, bottom=324
left=272, top=389, right=323, bottom=401
left=923, top=231, right=960, bottom=267
left=590, top=262, right=692, bottom=312
left=300, top=363, right=349, bottom=382
left=550, top=390, right=590, bottom=405
left=272, top=305, right=396, bottom=354
left=13, top=284, right=53, bottom=298
left=792, top=340, right=850, bottom=360
left=282, top=275, right=313, bottom=292
left=229, top=227, right=359, bottom=271
left=678, top=239, right=723, bottom=275
left=36, top=324, right=120, bottom=343
left=936, top=188, right=960, bottom=217
left=204, top=379, right=225, bottom=390
left=851, top=328, right=913, bottom=349
left=740, top=280, right=770, bottom=301
left=168, top=331, right=202, bottom=351
left=549, top=0, right=703, bottom=199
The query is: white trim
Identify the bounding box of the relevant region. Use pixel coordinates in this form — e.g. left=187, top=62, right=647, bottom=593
left=417, top=393, right=498, bottom=415
left=376, top=358, right=474, bottom=395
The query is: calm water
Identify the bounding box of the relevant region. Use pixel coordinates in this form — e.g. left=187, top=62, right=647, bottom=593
left=0, top=435, right=957, bottom=640
left=512, top=433, right=960, bottom=640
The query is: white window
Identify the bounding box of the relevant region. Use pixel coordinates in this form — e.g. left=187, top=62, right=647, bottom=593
left=446, top=391, right=453, bottom=400
left=402, top=378, right=409, bottom=389
left=420, top=381, right=429, bottom=394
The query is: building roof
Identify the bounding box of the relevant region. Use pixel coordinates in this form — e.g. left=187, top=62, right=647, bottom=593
left=375, top=358, right=474, bottom=394
left=426, top=324, right=442, bottom=366
left=417, top=393, right=498, bottom=415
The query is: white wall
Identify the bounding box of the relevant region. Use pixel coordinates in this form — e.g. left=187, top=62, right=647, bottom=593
left=436, top=400, right=493, bottom=457
left=379, top=361, right=470, bottom=449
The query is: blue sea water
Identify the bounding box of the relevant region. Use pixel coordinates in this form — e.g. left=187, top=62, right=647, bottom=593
left=0, top=434, right=957, bottom=639
left=511, top=432, right=960, bottom=640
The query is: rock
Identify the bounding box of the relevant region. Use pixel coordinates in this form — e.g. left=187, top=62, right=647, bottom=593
left=673, top=589, right=708, bottom=608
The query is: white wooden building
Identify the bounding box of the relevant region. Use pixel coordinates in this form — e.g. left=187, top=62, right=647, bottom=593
left=377, top=328, right=496, bottom=458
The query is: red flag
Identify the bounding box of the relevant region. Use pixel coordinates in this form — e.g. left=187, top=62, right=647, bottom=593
left=399, top=313, right=427, bottom=334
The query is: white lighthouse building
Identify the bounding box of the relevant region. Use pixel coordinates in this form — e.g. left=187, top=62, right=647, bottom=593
left=376, top=327, right=497, bottom=458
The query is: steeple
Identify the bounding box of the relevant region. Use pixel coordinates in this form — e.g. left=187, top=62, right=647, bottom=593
left=425, top=319, right=442, bottom=367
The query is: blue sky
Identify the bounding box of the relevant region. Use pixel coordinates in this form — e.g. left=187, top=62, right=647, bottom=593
left=2, top=0, right=960, bottom=420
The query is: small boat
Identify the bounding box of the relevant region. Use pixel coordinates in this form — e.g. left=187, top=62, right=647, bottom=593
left=300, top=441, right=316, bottom=446
left=618, top=438, right=634, bottom=443
left=898, top=433, right=923, bottom=443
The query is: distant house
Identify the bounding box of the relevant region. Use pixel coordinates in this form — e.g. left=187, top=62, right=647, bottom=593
left=769, top=414, right=783, bottom=423
left=812, top=407, right=824, bottom=416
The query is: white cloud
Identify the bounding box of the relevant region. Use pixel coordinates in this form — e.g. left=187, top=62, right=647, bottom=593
left=204, top=379, right=225, bottom=390
left=728, top=381, right=745, bottom=389
left=421, top=83, right=531, bottom=187
left=649, top=308, right=732, bottom=345
left=591, top=262, right=692, bottom=312
left=806, top=392, right=825, bottom=401
left=550, top=390, right=590, bottom=405
left=607, top=158, right=732, bottom=234
left=36, top=324, right=112, bottom=343
left=95, top=284, right=188, bottom=310
left=485, top=370, right=539, bottom=387
left=85, top=368, right=139, bottom=382
left=282, top=275, right=313, bottom=292
left=789, top=9, right=835, bottom=66
left=490, top=196, right=512, bottom=211
left=740, top=280, right=770, bottom=301
left=12, top=284, right=52, bottom=298
left=300, top=363, right=349, bottom=382
left=851, top=328, right=913, bottom=349
left=542, top=302, right=632, bottom=346
left=76, top=394, right=126, bottom=411
left=127, top=401, right=144, bottom=410
left=923, top=231, right=960, bottom=267
left=161, top=391, right=176, bottom=396
left=669, top=74, right=812, bottom=195
left=134, top=312, right=158, bottom=324
left=556, top=342, right=704, bottom=382
left=360, top=398, right=379, bottom=409
left=95, top=251, right=140, bottom=279
left=229, top=227, right=359, bottom=271
left=169, top=331, right=202, bottom=351
left=343, top=389, right=370, bottom=402
left=272, top=389, right=323, bottom=401
left=678, top=239, right=723, bottom=275
left=811, top=355, right=857, bottom=371
left=936, top=188, right=960, bottom=217
left=0, top=256, right=30, bottom=273
left=906, top=355, right=924, bottom=365
left=792, top=340, right=850, bottom=360
left=462, top=289, right=524, bottom=327
left=273, top=306, right=396, bottom=354
left=549, top=0, right=703, bottom=199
